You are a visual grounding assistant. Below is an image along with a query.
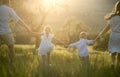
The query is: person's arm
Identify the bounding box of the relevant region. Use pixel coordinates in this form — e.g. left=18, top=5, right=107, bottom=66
left=9, top=8, right=31, bottom=33
left=32, top=32, right=43, bottom=36
left=87, top=40, right=94, bottom=45
left=53, top=37, right=66, bottom=46
left=95, top=24, right=111, bottom=41
left=68, top=41, right=79, bottom=48
left=17, top=20, right=31, bottom=32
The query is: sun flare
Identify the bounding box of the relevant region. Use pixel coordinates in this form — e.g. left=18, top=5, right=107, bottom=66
left=41, top=0, right=65, bottom=10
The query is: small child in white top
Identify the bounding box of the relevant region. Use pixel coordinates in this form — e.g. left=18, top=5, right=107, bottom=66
left=68, top=32, right=94, bottom=65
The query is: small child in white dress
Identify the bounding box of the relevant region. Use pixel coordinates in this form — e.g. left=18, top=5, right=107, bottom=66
left=68, top=32, right=94, bottom=66
left=39, top=28, right=54, bottom=56
left=38, top=26, right=54, bottom=65
left=33, top=26, right=64, bottom=65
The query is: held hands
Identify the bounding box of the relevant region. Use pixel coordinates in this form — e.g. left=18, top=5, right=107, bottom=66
left=27, top=28, right=32, bottom=33
left=64, top=44, right=69, bottom=48
left=67, top=47, right=71, bottom=52
left=61, top=43, right=71, bottom=52
left=31, top=32, right=43, bottom=36
left=31, top=32, right=38, bottom=35
left=67, top=45, right=72, bottom=52
left=94, top=34, right=102, bottom=41
left=89, top=36, right=101, bottom=46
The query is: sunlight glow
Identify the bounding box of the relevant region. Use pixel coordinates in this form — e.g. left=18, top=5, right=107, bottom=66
left=41, top=0, right=64, bottom=10
left=24, top=0, right=70, bottom=15
left=39, top=0, right=70, bottom=15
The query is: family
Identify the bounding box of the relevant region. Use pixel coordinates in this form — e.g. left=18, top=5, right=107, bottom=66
left=0, top=0, right=120, bottom=67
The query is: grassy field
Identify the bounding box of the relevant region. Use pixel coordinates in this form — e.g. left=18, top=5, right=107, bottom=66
left=0, top=45, right=120, bottom=77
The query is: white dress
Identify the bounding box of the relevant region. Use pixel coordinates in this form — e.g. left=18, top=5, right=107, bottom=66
left=68, top=39, right=93, bottom=57
left=38, top=33, right=55, bottom=55
left=107, top=16, right=120, bottom=53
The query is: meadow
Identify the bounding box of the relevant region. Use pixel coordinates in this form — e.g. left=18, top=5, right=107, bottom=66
left=0, top=45, right=120, bottom=77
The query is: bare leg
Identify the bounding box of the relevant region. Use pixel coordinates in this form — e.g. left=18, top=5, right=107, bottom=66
left=79, top=57, right=84, bottom=66
left=41, top=55, right=46, bottom=65
left=84, top=56, right=90, bottom=77
left=8, top=44, right=15, bottom=63
left=117, top=53, right=120, bottom=66
left=110, top=52, right=116, bottom=66
left=47, top=51, right=51, bottom=64
left=84, top=56, right=90, bottom=65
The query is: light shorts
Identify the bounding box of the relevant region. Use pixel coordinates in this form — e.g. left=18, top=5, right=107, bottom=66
left=0, top=33, right=15, bottom=45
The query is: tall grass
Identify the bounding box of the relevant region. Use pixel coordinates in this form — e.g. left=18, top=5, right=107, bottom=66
left=0, top=45, right=120, bottom=77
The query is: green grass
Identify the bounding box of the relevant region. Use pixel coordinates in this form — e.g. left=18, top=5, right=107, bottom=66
left=0, top=45, right=120, bottom=77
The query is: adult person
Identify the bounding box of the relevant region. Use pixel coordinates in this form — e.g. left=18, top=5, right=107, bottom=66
left=0, top=0, right=31, bottom=63
left=96, top=1, right=120, bottom=67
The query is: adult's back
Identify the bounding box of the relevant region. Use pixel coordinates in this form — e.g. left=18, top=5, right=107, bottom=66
left=0, top=5, right=20, bottom=34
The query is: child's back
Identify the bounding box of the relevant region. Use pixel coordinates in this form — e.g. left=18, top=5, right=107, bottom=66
left=68, top=38, right=93, bottom=57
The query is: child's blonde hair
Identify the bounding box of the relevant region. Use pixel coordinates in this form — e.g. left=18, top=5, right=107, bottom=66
left=43, top=25, right=52, bottom=33
left=79, top=32, right=88, bottom=38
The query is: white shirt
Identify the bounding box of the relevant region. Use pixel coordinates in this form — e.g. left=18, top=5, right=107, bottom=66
left=68, top=39, right=93, bottom=57
left=0, top=5, right=20, bottom=34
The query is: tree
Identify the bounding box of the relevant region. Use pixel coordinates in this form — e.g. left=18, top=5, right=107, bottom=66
left=10, top=0, right=70, bottom=47
left=27, top=0, right=71, bottom=48
left=62, top=17, right=90, bottom=44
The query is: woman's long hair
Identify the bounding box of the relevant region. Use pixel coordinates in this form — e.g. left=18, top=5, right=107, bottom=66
left=105, top=1, right=120, bottom=20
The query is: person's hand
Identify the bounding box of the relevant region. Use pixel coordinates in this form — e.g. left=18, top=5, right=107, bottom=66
left=31, top=32, right=42, bottom=36
left=94, top=35, right=101, bottom=41
left=63, top=44, right=68, bottom=48
left=89, top=43, right=94, bottom=46
left=67, top=47, right=71, bottom=52
left=31, top=32, right=36, bottom=36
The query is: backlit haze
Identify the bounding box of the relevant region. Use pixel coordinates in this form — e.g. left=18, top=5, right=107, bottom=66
left=20, top=0, right=117, bottom=32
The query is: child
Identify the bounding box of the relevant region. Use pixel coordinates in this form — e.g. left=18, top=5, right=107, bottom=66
left=68, top=32, right=94, bottom=66
left=39, top=26, right=54, bottom=65
left=33, top=26, right=64, bottom=65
